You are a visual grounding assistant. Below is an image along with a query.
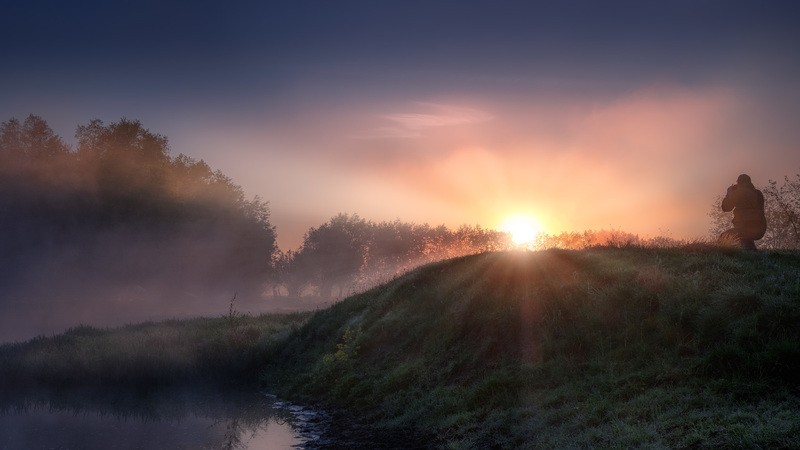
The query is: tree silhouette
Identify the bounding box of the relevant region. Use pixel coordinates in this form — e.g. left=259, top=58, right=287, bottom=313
left=0, top=115, right=278, bottom=304
left=296, top=213, right=368, bottom=298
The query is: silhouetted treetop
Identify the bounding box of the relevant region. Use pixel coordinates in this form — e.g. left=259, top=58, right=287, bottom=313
left=0, top=115, right=69, bottom=161
left=76, top=118, right=169, bottom=163
left=0, top=115, right=277, bottom=301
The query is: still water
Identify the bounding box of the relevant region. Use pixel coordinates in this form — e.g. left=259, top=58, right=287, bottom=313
left=0, top=387, right=322, bottom=449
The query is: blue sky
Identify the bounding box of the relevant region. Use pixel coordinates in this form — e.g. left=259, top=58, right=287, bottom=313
left=3, top=1, right=799, bottom=248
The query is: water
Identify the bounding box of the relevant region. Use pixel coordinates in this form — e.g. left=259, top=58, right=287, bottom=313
left=0, top=387, right=316, bottom=449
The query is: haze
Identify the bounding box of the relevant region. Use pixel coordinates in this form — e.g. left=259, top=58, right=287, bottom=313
left=4, top=2, right=800, bottom=248
left=2, top=2, right=800, bottom=342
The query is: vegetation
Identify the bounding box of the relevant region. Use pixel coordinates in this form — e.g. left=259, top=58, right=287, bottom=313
left=710, top=171, right=800, bottom=249
left=263, top=247, right=800, bottom=448
left=274, top=214, right=511, bottom=298
left=3, top=113, right=800, bottom=446
left=2, top=246, right=799, bottom=446
left=0, top=312, right=310, bottom=389
left=0, top=115, right=511, bottom=305
left=0, top=115, right=277, bottom=302
left=8, top=114, right=797, bottom=311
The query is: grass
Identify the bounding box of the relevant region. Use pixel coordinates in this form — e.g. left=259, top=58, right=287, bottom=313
left=0, top=312, right=310, bottom=389
left=2, top=246, right=800, bottom=447
left=261, top=247, right=800, bottom=447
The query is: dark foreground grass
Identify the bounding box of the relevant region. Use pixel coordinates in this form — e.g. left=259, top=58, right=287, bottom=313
left=262, top=247, right=800, bottom=448
left=2, top=248, right=799, bottom=447
left=0, top=312, right=310, bottom=389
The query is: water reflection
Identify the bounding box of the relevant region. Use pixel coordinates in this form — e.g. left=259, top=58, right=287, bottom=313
left=0, top=387, right=303, bottom=449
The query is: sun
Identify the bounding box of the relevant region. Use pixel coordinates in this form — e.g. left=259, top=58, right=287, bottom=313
left=500, top=214, right=542, bottom=246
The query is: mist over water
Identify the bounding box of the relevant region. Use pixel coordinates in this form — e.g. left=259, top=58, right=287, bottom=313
left=0, top=277, right=318, bottom=343
left=0, top=231, right=320, bottom=343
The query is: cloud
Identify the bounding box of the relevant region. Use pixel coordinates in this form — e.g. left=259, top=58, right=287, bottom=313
left=345, top=85, right=748, bottom=238
left=358, top=102, right=493, bottom=139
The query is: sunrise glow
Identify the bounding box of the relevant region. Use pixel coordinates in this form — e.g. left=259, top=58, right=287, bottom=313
left=499, top=214, right=542, bottom=246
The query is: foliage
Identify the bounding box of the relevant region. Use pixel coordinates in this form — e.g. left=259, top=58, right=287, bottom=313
left=0, top=312, right=310, bottom=389
left=3, top=247, right=799, bottom=447
left=263, top=247, right=800, bottom=448
left=709, top=171, right=800, bottom=249
left=275, top=216, right=697, bottom=300
left=0, top=115, right=277, bottom=300
left=277, top=215, right=511, bottom=298
left=762, top=174, right=800, bottom=248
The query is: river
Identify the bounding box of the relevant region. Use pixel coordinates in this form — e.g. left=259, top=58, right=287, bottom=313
left=0, top=386, right=432, bottom=449
left=0, top=387, right=319, bottom=449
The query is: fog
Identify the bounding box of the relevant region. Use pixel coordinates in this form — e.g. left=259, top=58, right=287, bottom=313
left=0, top=116, right=303, bottom=343
left=0, top=226, right=320, bottom=343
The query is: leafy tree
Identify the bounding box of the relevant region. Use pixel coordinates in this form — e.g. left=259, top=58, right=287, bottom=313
left=364, top=220, right=427, bottom=278
left=0, top=118, right=24, bottom=159
left=296, top=213, right=369, bottom=298
left=22, top=115, right=69, bottom=159
left=281, top=216, right=511, bottom=298
left=76, top=118, right=171, bottom=205
left=0, top=115, right=279, bottom=304
left=281, top=250, right=314, bottom=298
left=0, top=115, right=69, bottom=162
left=76, top=117, right=169, bottom=163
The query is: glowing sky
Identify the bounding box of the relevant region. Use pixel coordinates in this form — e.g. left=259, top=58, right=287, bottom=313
left=3, top=1, right=799, bottom=249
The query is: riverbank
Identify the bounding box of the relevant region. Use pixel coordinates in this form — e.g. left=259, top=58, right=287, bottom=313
left=2, top=247, right=799, bottom=447
left=0, top=312, right=310, bottom=388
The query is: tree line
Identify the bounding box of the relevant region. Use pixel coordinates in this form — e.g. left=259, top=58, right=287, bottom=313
left=0, top=115, right=511, bottom=302
left=0, top=115, right=275, bottom=302
left=3, top=115, right=797, bottom=305
left=271, top=214, right=509, bottom=298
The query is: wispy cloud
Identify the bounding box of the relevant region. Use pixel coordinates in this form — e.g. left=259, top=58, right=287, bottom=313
left=357, top=102, right=493, bottom=139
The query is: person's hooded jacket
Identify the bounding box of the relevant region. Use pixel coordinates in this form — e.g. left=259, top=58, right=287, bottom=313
left=721, top=175, right=767, bottom=240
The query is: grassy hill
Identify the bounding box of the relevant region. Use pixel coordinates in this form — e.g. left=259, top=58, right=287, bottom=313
left=1, top=247, right=799, bottom=447
left=263, top=247, right=800, bottom=448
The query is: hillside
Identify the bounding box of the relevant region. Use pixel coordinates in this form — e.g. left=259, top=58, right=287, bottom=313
left=264, top=247, right=800, bottom=448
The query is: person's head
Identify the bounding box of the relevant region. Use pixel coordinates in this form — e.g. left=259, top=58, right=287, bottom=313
left=737, top=173, right=752, bottom=185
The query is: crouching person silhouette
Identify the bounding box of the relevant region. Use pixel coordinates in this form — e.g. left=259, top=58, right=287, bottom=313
left=719, top=174, right=767, bottom=250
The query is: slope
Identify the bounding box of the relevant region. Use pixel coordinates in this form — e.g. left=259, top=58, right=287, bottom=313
left=263, top=247, right=800, bottom=448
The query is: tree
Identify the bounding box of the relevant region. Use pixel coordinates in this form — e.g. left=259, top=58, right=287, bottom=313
left=74, top=118, right=172, bottom=214
left=0, top=115, right=68, bottom=162
left=0, top=114, right=280, bottom=304
left=279, top=250, right=313, bottom=298
left=22, top=115, right=69, bottom=159
left=297, top=213, right=369, bottom=298
left=364, top=220, right=426, bottom=279
left=761, top=174, right=800, bottom=249
left=76, top=117, right=169, bottom=163
left=0, top=118, right=25, bottom=160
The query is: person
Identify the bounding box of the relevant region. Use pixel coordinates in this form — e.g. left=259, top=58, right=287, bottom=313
left=719, top=173, right=767, bottom=250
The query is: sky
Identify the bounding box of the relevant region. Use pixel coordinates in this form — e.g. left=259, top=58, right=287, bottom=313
left=2, top=0, right=799, bottom=249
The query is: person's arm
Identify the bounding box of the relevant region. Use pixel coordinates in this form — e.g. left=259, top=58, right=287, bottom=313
left=721, top=185, right=737, bottom=212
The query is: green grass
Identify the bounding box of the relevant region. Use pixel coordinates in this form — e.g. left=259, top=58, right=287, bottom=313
left=261, top=247, right=800, bottom=447
left=2, top=247, right=800, bottom=447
